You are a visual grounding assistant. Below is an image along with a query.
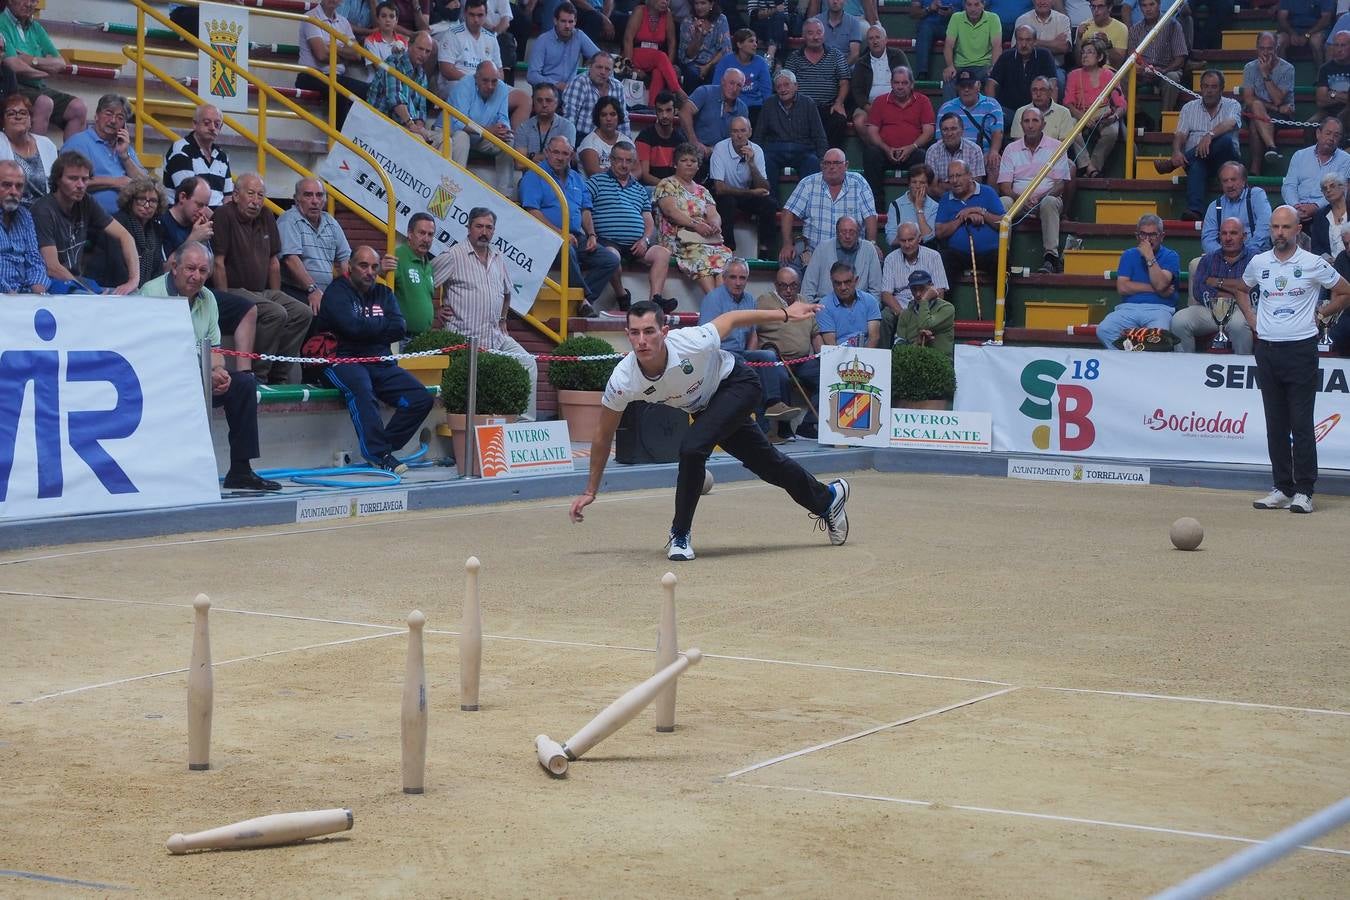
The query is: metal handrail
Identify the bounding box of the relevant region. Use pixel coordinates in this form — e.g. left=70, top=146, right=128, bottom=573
left=991, top=0, right=1189, bottom=344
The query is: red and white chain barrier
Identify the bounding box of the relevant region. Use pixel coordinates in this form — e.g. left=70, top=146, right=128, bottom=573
left=215, top=343, right=823, bottom=368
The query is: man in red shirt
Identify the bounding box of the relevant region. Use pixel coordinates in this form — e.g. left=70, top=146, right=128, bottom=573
left=863, top=66, right=935, bottom=211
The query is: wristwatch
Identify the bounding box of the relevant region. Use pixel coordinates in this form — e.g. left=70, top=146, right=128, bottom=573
left=306, top=283, right=319, bottom=294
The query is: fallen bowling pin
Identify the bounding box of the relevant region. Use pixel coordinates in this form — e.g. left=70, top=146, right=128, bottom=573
left=187, top=593, right=213, bottom=771
left=166, top=808, right=353, bottom=854
left=460, top=556, right=482, bottom=711
left=535, top=734, right=569, bottom=776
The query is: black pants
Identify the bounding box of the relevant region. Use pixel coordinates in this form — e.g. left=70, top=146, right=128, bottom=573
left=861, top=144, right=916, bottom=211
left=296, top=71, right=369, bottom=129
left=214, top=370, right=260, bottom=462
left=940, top=244, right=997, bottom=285
left=713, top=188, right=779, bottom=256
left=673, top=363, right=832, bottom=533
left=1255, top=337, right=1320, bottom=497
left=816, top=103, right=848, bottom=155
left=325, top=361, right=435, bottom=463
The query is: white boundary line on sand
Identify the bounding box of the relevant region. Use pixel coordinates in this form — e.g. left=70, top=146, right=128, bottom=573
left=737, top=784, right=1350, bottom=857
left=722, top=687, right=1020, bottom=780
left=1037, top=686, right=1350, bottom=718
left=22, top=631, right=400, bottom=703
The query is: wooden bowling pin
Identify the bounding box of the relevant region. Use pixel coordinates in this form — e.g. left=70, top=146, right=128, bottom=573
left=401, top=610, right=428, bottom=794
left=460, top=556, right=482, bottom=711
left=535, top=734, right=568, bottom=777
left=187, top=593, right=213, bottom=771
left=560, top=649, right=702, bottom=761
left=654, top=573, right=678, bottom=733
left=166, top=808, right=353, bottom=854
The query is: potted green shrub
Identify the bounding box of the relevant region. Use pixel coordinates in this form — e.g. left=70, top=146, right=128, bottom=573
left=891, top=344, right=956, bottom=409
left=547, top=334, right=621, bottom=443
left=442, top=349, right=531, bottom=474
left=399, top=328, right=467, bottom=387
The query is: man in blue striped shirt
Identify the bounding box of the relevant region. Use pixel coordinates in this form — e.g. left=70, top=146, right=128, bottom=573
left=0, top=159, right=49, bottom=293
left=587, top=141, right=673, bottom=311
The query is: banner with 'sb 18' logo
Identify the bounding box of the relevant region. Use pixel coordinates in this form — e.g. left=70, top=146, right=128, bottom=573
left=953, top=345, right=1350, bottom=467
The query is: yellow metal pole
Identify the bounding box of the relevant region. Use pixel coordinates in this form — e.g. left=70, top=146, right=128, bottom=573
left=257, top=92, right=267, bottom=180
left=1125, top=66, right=1138, bottom=181
left=135, top=5, right=145, bottom=158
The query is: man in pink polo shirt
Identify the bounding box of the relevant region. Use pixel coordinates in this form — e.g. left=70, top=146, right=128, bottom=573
left=997, top=106, right=1071, bottom=273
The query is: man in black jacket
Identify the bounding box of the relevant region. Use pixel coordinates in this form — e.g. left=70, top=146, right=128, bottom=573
left=314, top=245, right=433, bottom=473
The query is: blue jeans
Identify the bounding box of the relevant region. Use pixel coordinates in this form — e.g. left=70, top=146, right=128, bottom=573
left=762, top=141, right=820, bottom=194
left=1183, top=133, right=1241, bottom=214
left=913, top=13, right=946, bottom=80
left=1097, top=302, right=1176, bottom=349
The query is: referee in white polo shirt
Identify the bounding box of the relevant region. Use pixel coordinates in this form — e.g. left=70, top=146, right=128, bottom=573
left=1243, top=205, right=1350, bottom=514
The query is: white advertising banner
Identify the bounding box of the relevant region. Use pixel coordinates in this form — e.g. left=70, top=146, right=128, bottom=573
left=953, top=345, right=1350, bottom=468
left=0, top=296, right=221, bottom=519
left=476, top=420, right=574, bottom=477
left=197, top=2, right=250, bottom=113
left=890, top=409, right=992, bottom=452
left=316, top=103, right=563, bottom=315
left=817, top=346, right=892, bottom=448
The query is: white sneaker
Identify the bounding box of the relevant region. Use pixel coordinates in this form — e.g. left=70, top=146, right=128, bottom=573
left=1253, top=489, right=1292, bottom=510
left=666, top=530, right=695, bottom=561
left=1289, top=493, right=1314, bottom=514
left=810, top=478, right=850, bottom=545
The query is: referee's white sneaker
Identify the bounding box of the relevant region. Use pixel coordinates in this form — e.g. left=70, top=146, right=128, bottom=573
left=1289, top=493, right=1314, bottom=514
left=818, top=478, right=850, bottom=545
left=1253, top=489, right=1293, bottom=510
left=667, top=530, right=695, bottom=561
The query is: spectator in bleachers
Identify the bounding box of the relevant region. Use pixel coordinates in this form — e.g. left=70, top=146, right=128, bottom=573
left=280, top=178, right=352, bottom=312
left=0, top=94, right=55, bottom=207
left=213, top=174, right=313, bottom=385
left=987, top=0, right=1031, bottom=40
left=655, top=143, right=732, bottom=292
left=159, top=177, right=215, bottom=257
left=1120, top=0, right=1189, bottom=39
left=520, top=134, right=621, bottom=315
left=1076, top=0, right=1127, bottom=68
left=0, top=159, right=48, bottom=293
left=1196, top=161, right=1273, bottom=267
left=802, top=215, right=882, bottom=301
left=1282, top=118, right=1350, bottom=221
left=697, top=257, right=801, bottom=440
left=60, top=95, right=146, bottom=216
left=1243, top=32, right=1296, bottom=175
left=1155, top=70, right=1242, bottom=221
left=297, top=0, right=371, bottom=128
left=714, top=29, right=773, bottom=123
left=985, top=25, right=1057, bottom=123
left=526, top=3, right=601, bottom=91
left=449, top=61, right=517, bottom=194
left=1096, top=213, right=1178, bottom=349
left=1309, top=172, right=1350, bottom=259
left=862, top=66, right=934, bottom=211
left=432, top=207, right=539, bottom=419
left=1331, top=220, right=1350, bottom=355
left=820, top=0, right=866, bottom=65
left=934, top=158, right=1002, bottom=281
left=998, top=106, right=1069, bottom=273
left=562, top=53, right=631, bottom=140
left=536, top=0, right=615, bottom=42
left=885, top=164, right=939, bottom=248
left=143, top=241, right=281, bottom=492
left=339, top=0, right=381, bottom=41
left=623, top=0, right=684, bottom=105
left=317, top=245, right=433, bottom=473
left=1277, top=0, right=1334, bottom=71
left=682, top=67, right=749, bottom=162
left=925, top=111, right=986, bottom=196
left=753, top=265, right=821, bottom=438
left=785, top=18, right=852, bottom=151
left=816, top=261, right=882, bottom=347
left=395, top=213, right=437, bottom=338
left=709, top=115, right=777, bottom=258
left=365, top=2, right=410, bottom=60
left=107, top=177, right=167, bottom=288
left=937, top=71, right=1003, bottom=185
left=32, top=152, right=138, bottom=294
left=636, top=92, right=688, bottom=185
left=476, top=0, right=516, bottom=86
left=1315, top=29, right=1350, bottom=131
left=851, top=25, right=910, bottom=133
left=892, top=270, right=955, bottom=355
left=1127, top=0, right=1186, bottom=113
left=368, top=31, right=438, bottom=143
left=589, top=140, right=673, bottom=311
left=1336, top=8, right=1350, bottom=39
left=1172, top=216, right=1255, bottom=355
left=780, top=148, right=878, bottom=269
left=164, top=105, right=234, bottom=208
left=1063, top=39, right=1123, bottom=178
left=514, top=83, right=576, bottom=166
left=579, top=96, right=628, bottom=175
left=754, top=71, right=827, bottom=197
left=437, top=0, right=502, bottom=91
left=748, top=0, right=802, bottom=65
left=0, top=0, right=86, bottom=142
left=880, top=221, right=948, bottom=343
left=941, top=0, right=1003, bottom=102
left=679, top=0, right=732, bottom=90
left=386, top=0, right=431, bottom=37
left=1011, top=76, right=1075, bottom=144
left=909, top=0, right=958, bottom=81
left=1015, top=0, right=1070, bottom=85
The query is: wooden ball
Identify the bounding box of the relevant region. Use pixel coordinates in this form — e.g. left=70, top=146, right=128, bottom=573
left=1169, top=517, right=1203, bottom=551
left=702, top=470, right=714, bottom=495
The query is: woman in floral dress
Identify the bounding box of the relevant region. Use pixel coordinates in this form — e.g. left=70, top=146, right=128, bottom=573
left=654, top=143, right=732, bottom=292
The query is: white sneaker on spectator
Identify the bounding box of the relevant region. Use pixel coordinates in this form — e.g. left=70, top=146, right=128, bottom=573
left=1252, top=489, right=1292, bottom=509
left=1289, top=493, right=1314, bottom=514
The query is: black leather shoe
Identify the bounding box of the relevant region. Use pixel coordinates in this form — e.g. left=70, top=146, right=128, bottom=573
left=223, top=471, right=283, bottom=492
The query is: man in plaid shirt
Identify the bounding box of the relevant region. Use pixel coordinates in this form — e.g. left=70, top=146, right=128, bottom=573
left=367, top=31, right=437, bottom=143
left=0, top=160, right=48, bottom=293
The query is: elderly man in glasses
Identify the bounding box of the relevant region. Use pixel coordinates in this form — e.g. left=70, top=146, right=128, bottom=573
left=1097, top=213, right=1180, bottom=349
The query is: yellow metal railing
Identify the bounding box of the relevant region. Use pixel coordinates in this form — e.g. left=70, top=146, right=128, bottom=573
left=992, top=0, right=1188, bottom=344
left=130, top=0, right=577, bottom=341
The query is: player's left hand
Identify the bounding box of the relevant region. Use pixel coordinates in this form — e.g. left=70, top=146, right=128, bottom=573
left=785, top=300, right=822, bottom=321
left=569, top=492, right=595, bottom=523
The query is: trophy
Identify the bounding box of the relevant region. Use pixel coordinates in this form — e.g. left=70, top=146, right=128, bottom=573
left=1204, top=290, right=1236, bottom=349
left=1317, top=302, right=1340, bottom=352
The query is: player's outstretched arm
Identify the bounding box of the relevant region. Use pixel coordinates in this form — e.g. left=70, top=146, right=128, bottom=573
left=711, top=302, right=822, bottom=340
left=570, top=406, right=625, bottom=523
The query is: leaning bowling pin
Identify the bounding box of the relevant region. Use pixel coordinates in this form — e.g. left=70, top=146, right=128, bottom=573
left=166, top=808, right=353, bottom=854
left=561, top=649, right=702, bottom=761
left=654, top=573, right=678, bottom=733
left=535, top=734, right=569, bottom=777
left=460, top=556, right=482, bottom=711
left=401, top=610, right=428, bottom=794
left=187, top=593, right=213, bottom=771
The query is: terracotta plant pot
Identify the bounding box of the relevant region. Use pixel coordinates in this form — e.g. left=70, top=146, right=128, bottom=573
left=445, top=412, right=519, bottom=476
left=556, top=389, right=606, bottom=444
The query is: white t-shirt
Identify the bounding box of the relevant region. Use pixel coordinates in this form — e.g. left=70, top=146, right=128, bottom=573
left=868, top=54, right=891, bottom=100
left=438, top=22, right=502, bottom=72
left=1243, top=247, right=1341, bottom=342
left=708, top=138, right=767, bottom=190
left=578, top=130, right=619, bottom=172
left=602, top=324, right=734, bottom=414
left=482, top=0, right=513, bottom=30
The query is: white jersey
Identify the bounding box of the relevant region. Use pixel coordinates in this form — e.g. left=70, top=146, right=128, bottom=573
left=601, top=324, right=734, bottom=415
left=1242, top=247, right=1341, bottom=342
